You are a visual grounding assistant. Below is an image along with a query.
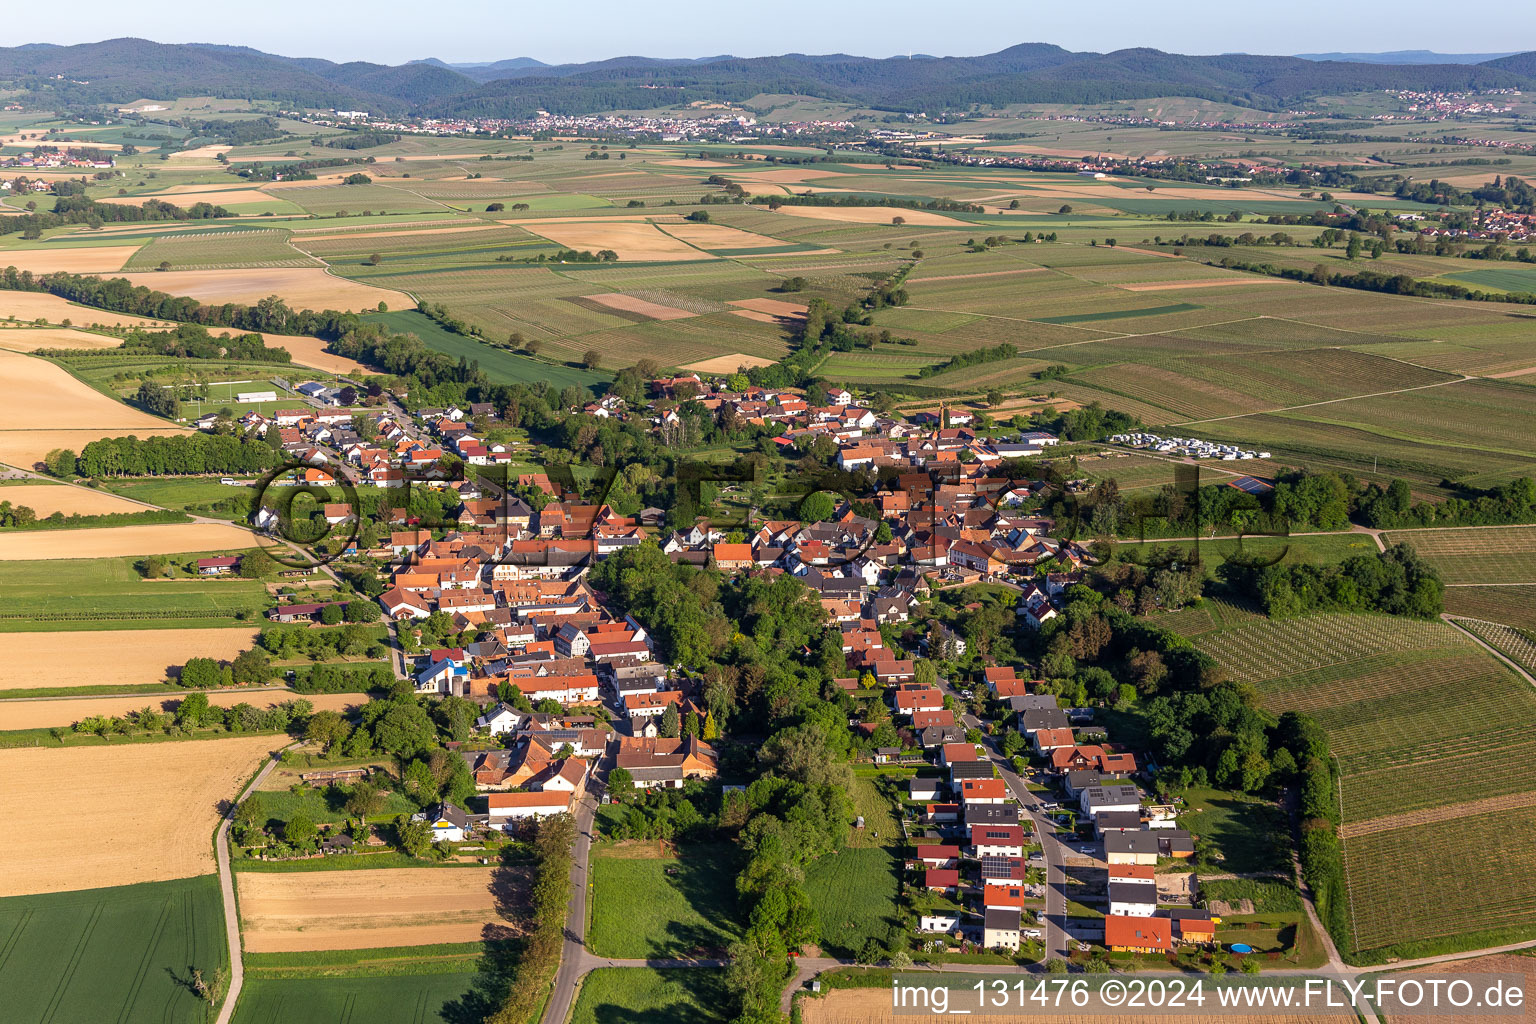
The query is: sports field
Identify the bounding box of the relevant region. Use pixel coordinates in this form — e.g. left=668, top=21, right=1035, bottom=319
left=1197, top=614, right=1536, bottom=959
left=0, top=876, right=229, bottom=1024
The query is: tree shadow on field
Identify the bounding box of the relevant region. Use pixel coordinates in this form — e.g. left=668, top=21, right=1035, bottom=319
left=438, top=923, right=526, bottom=1024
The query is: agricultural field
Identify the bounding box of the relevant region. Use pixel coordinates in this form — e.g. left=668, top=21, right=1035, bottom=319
left=1382, top=526, right=1536, bottom=585
left=0, top=626, right=259, bottom=690
left=587, top=843, right=741, bottom=958
left=0, top=348, right=189, bottom=469
left=1442, top=585, right=1536, bottom=630
left=1449, top=618, right=1536, bottom=676
left=232, top=973, right=482, bottom=1024
left=0, top=481, right=145, bottom=516
left=124, top=228, right=312, bottom=270
left=0, top=554, right=269, bottom=631
left=0, top=876, right=229, bottom=1024
left=1196, top=614, right=1536, bottom=959
left=0, top=734, right=276, bottom=895
left=236, top=866, right=520, bottom=951
left=0, top=521, right=255, bottom=560
left=570, top=967, right=727, bottom=1024
left=361, top=310, right=607, bottom=389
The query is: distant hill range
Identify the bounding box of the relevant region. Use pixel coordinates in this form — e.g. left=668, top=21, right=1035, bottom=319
left=1295, top=50, right=1522, bottom=64
left=3, top=38, right=1535, bottom=118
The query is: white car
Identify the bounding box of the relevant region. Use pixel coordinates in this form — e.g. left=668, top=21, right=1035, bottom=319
left=1022, top=929, right=1044, bottom=939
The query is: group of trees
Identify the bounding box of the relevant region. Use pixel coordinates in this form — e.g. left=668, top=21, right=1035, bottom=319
left=1227, top=542, right=1445, bottom=619
left=75, top=433, right=278, bottom=477
left=71, top=694, right=313, bottom=740
left=1356, top=475, right=1536, bottom=529
left=917, top=342, right=1016, bottom=379
left=0, top=196, right=231, bottom=239
left=257, top=621, right=386, bottom=663
left=0, top=268, right=368, bottom=339
left=107, top=322, right=292, bottom=363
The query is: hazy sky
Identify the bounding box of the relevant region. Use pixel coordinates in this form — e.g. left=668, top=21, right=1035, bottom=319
left=6, top=1, right=1535, bottom=65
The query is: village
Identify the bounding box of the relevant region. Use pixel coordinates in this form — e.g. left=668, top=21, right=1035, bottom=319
left=193, top=357, right=1262, bottom=961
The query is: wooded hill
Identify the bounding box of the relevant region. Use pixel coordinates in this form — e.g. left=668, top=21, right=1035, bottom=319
left=4, top=38, right=1535, bottom=117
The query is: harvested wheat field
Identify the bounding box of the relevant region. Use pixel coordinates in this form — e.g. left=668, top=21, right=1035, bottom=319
left=663, top=223, right=791, bottom=249
left=255, top=332, right=372, bottom=375
left=800, top=989, right=1351, bottom=1024
left=0, top=733, right=276, bottom=895
left=525, top=221, right=706, bottom=262
left=0, top=522, right=253, bottom=560
left=0, top=688, right=361, bottom=731
left=731, top=309, right=780, bottom=324
left=1387, top=954, right=1536, bottom=1024
left=115, top=268, right=411, bottom=312
left=681, top=353, right=778, bottom=373
left=581, top=293, right=696, bottom=320
left=0, top=350, right=188, bottom=470
left=730, top=167, right=853, bottom=185
left=0, top=290, right=173, bottom=329
left=0, top=350, right=176, bottom=432
left=0, top=627, right=260, bottom=691
left=0, top=244, right=141, bottom=274
left=0, top=483, right=143, bottom=516
left=239, top=867, right=520, bottom=951
left=1119, top=278, right=1281, bottom=291
left=166, top=144, right=232, bottom=163
left=97, top=188, right=276, bottom=208
left=728, top=298, right=808, bottom=318
left=0, top=328, right=123, bottom=353
left=766, top=205, right=970, bottom=227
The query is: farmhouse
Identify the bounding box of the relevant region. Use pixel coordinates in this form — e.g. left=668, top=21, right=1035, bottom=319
left=196, top=555, right=241, bottom=575
left=486, top=790, right=571, bottom=824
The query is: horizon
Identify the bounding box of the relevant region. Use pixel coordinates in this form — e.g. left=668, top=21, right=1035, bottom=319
left=3, top=3, right=1534, bottom=67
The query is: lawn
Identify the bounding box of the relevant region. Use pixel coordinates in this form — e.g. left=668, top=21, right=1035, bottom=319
left=361, top=310, right=609, bottom=390
left=100, top=477, right=256, bottom=518
left=569, top=967, right=726, bottom=1024
left=0, top=876, right=228, bottom=1024
left=0, top=553, right=269, bottom=631
left=804, top=846, right=901, bottom=958
left=1176, top=786, right=1290, bottom=875
left=587, top=843, right=741, bottom=958
left=232, top=973, right=480, bottom=1024
left=847, top=774, right=902, bottom=849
